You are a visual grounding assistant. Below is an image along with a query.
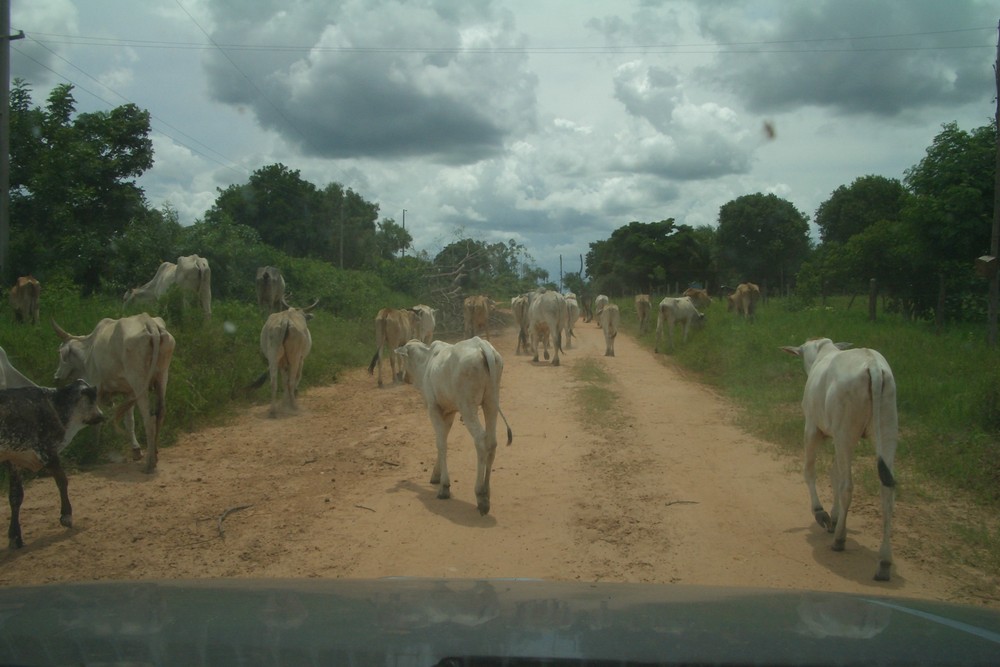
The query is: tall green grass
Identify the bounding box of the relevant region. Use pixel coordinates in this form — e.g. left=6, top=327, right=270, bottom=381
left=612, top=294, right=1000, bottom=508
left=0, top=277, right=375, bottom=466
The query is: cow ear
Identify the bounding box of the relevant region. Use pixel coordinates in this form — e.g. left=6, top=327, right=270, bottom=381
left=779, top=346, right=801, bottom=357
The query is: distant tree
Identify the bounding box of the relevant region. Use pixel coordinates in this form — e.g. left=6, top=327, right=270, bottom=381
left=715, top=193, right=810, bottom=293
left=374, top=218, right=412, bottom=260
left=815, top=175, right=908, bottom=245
left=9, top=80, right=154, bottom=291
left=585, top=220, right=716, bottom=294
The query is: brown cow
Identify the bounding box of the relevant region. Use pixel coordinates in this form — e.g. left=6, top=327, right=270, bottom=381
left=368, top=308, right=415, bottom=387
left=463, top=295, right=494, bottom=340
left=682, top=287, right=712, bottom=310
left=729, top=283, right=760, bottom=319
left=9, top=276, right=40, bottom=324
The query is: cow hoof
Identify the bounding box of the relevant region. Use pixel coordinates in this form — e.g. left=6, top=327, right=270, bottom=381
left=874, top=562, right=892, bottom=581
left=831, top=538, right=846, bottom=552
left=552, top=359, right=560, bottom=367
left=60, top=514, right=73, bottom=529
left=437, top=486, right=451, bottom=500
left=143, top=459, right=158, bottom=474
left=8, top=536, right=22, bottom=550
left=814, top=510, right=834, bottom=532
left=131, top=448, right=143, bottom=462
left=543, top=351, right=550, bottom=360
left=477, top=504, right=490, bottom=516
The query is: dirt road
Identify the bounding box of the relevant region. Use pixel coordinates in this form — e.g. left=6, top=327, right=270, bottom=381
left=0, top=319, right=996, bottom=608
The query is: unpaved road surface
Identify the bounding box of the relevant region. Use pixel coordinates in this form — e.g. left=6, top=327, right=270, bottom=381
left=1, top=320, right=997, bottom=609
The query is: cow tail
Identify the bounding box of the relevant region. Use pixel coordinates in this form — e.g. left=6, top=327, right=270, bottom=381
left=478, top=339, right=513, bottom=446
left=144, top=319, right=162, bottom=418
left=870, top=364, right=896, bottom=488
left=368, top=314, right=385, bottom=375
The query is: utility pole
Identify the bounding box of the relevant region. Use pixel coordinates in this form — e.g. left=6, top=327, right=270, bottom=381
left=990, top=19, right=1000, bottom=347
left=1, top=0, right=24, bottom=285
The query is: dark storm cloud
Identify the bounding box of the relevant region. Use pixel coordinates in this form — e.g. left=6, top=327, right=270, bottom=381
left=201, top=0, right=538, bottom=164
left=696, top=0, right=995, bottom=116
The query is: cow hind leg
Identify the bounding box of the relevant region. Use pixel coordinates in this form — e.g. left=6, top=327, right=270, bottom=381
left=430, top=410, right=455, bottom=499
left=830, top=442, right=854, bottom=551
left=803, top=427, right=833, bottom=532
left=6, top=464, right=23, bottom=549
left=464, top=404, right=496, bottom=516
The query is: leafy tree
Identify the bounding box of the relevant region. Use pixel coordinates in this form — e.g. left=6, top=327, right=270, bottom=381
left=9, top=80, right=154, bottom=291
left=374, top=218, right=412, bottom=260
left=815, top=175, right=908, bottom=245
left=585, top=220, right=715, bottom=294
left=899, top=121, right=996, bottom=320
left=715, top=193, right=810, bottom=293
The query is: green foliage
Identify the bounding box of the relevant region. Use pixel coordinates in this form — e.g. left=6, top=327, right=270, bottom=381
left=814, top=174, right=908, bottom=245
left=9, top=80, right=153, bottom=292
left=716, top=193, right=811, bottom=292
left=0, top=293, right=375, bottom=467
left=585, top=220, right=715, bottom=293
left=207, top=166, right=383, bottom=270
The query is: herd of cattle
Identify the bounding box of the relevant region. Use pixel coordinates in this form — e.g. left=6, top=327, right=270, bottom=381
left=0, top=267, right=899, bottom=582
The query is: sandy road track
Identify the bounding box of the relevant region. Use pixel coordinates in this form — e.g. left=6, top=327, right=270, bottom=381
left=0, top=320, right=996, bottom=609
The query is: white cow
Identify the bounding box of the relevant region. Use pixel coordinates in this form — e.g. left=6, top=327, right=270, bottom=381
left=563, top=293, right=580, bottom=349
left=781, top=338, right=898, bottom=582
left=0, top=345, right=36, bottom=389
left=511, top=295, right=530, bottom=355
left=599, top=303, right=620, bottom=357
left=256, top=266, right=286, bottom=314
left=124, top=254, right=212, bottom=319
left=410, top=304, right=437, bottom=344
left=395, top=337, right=512, bottom=516
left=527, top=289, right=567, bottom=366
left=654, top=296, right=705, bottom=353
left=593, top=294, right=609, bottom=326
left=259, top=301, right=318, bottom=417
left=52, top=313, right=175, bottom=473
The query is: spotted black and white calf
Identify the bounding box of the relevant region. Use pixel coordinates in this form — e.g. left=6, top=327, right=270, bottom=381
left=0, top=380, right=104, bottom=548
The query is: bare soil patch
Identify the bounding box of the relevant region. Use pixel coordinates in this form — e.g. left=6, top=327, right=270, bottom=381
left=1, top=321, right=997, bottom=609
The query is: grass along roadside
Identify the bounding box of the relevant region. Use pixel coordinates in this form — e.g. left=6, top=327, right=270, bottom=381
left=605, top=292, right=1000, bottom=592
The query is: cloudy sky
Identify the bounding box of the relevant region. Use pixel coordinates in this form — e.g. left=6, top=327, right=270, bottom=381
left=12, top=0, right=998, bottom=283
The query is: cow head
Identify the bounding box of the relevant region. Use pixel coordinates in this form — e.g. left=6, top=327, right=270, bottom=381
left=50, top=318, right=87, bottom=382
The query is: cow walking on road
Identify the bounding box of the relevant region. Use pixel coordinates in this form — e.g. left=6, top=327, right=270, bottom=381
left=368, top=308, right=415, bottom=387
left=781, top=338, right=898, bottom=581
left=52, top=314, right=175, bottom=473
left=257, top=300, right=318, bottom=417
left=396, top=337, right=512, bottom=516
left=0, top=380, right=104, bottom=548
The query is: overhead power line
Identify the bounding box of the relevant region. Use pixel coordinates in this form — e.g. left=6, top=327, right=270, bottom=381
left=21, top=25, right=997, bottom=56
left=13, top=41, right=248, bottom=178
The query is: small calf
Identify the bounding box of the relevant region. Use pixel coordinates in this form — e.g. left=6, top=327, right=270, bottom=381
left=0, top=380, right=104, bottom=548
left=781, top=338, right=898, bottom=581
left=396, top=337, right=512, bottom=516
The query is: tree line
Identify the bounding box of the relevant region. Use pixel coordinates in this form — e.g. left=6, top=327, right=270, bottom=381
left=8, top=78, right=996, bottom=324
left=583, top=120, right=996, bottom=324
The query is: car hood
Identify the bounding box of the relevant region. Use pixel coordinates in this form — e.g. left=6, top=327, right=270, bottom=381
left=0, top=578, right=996, bottom=666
